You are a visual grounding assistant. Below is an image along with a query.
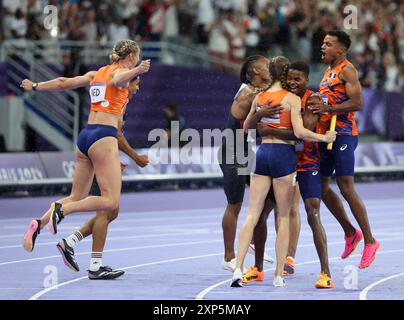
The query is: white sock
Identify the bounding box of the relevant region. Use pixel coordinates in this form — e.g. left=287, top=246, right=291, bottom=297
left=90, top=252, right=102, bottom=271
left=65, top=231, right=84, bottom=248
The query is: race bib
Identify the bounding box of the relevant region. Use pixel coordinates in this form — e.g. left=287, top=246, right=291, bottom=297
left=319, top=94, right=329, bottom=106
left=257, top=105, right=280, bottom=124
left=89, top=83, right=106, bottom=103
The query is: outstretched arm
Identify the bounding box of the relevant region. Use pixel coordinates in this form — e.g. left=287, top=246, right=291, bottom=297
left=117, top=118, right=149, bottom=168
left=290, top=95, right=336, bottom=142
left=110, top=60, right=151, bottom=88
left=20, top=71, right=97, bottom=91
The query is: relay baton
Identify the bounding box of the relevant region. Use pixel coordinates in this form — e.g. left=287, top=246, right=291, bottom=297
left=327, top=115, right=337, bottom=150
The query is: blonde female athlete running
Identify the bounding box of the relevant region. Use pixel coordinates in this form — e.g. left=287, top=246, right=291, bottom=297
left=231, top=56, right=336, bottom=288
left=21, top=40, right=150, bottom=277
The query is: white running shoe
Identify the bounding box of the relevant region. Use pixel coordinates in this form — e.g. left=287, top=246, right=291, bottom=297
left=221, top=258, right=237, bottom=272
left=273, top=276, right=286, bottom=287
left=231, top=268, right=243, bottom=287
left=248, top=244, right=275, bottom=264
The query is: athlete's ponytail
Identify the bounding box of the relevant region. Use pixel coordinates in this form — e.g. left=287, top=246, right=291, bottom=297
left=269, top=56, right=290, bottom=89
left=109, top=39, right=140, bottom=64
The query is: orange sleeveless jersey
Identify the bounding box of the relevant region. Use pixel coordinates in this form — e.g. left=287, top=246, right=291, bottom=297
left=256, top=89, right=292, bottom=129
left=89, top=64, right=129, bottom=116
left=297, top=89, right=320, bottom=172
left=317, top=59, right=358, bottom=136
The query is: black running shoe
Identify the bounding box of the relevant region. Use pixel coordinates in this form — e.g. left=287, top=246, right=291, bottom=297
left=88, top=266, right=125, bottom=280
left=23, top=219, right=41, bottom=252
left=56, top=239, right=79, bottom=272
left=48, top=202, right=64, bottom=235
left=230, top=269, right=243, bottom=287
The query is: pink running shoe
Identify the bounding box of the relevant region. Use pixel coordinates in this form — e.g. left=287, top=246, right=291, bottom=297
left=359, top=240, right=380, bottom=269
left=23, top=219, right=41, bottom=252
left=341, top=229, right=363, bottom=259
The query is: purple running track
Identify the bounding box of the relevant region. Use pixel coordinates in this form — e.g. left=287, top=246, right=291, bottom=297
left=0, top=181, right=403, bottom=300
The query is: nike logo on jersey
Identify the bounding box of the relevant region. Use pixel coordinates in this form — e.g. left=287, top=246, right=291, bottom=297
left=340, top=144, right=348, bottom=151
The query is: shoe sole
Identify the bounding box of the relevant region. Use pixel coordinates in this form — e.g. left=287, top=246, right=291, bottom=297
left=242, top=278, right=264, bottom=284
left=273, top=283, right=286, bottom=287
left=283, top=264, right=295, bottom=275
left=341, top=233, right=363, bottom=259
left=56, top=242, right=79, bottom=272
left=315, top=285, right=334, bottom=289
left=230, top=279, right=243, bottom=287
left=22, top=220, right=39, bottom=252
left=48, top=204, right=57, bottom=235
left=358, top=242, right=380, bottom=269
left=88, top=272, right=125, bottom=280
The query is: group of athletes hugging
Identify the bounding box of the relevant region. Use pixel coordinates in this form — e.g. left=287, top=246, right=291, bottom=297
left=219, top=30, right=379, bottom=289
left=20, top=30, right=379, bottom=288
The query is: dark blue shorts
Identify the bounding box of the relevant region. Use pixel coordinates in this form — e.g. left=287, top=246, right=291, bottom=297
left=320, top=135, right=358, bottom=177
left=77, top=124, right=118, bottom=157
left=297, top=170, right=321, bottom=201
left=254, top=143, right=296, bottom=178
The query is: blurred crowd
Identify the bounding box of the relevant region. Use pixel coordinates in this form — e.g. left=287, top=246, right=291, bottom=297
left=1, top=0, right=403, bottom=91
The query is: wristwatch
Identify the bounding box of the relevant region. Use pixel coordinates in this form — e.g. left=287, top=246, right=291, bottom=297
left=32, top=83, right=38, bottom=91
left=327, top=104, right=333, bottom=113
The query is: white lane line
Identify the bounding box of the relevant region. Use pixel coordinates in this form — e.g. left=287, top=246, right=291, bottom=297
left=0, top=229, right=219, bottom=250
left=1, top=200, right=404, bottom=226
left=0, top=239, right=223, bottom=266
left=2, top=225, right=404, bottom=249
left=1, top=213, right=223, bottom=229
left=359, top=272, right=404, bottom=300
left=2, top=234, right=404, bottom=266
left=2, top=212, right=404, bottom=240
left=29, top=252, right=224, bottom=300
left=195, top=248, right=404, bottom=300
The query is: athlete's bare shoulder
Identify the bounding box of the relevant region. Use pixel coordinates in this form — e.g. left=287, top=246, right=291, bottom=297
left=340, top=62, right=359, bottom=82
left=234, top=83, right=254, bottom=102
left=285, top=91, right=301, bottom=104
left=343, top=61, right=357, bottom=72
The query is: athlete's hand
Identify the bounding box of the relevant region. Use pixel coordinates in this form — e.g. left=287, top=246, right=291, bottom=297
left=307, top=95, right=328, bottom=114
left=136, top=60, right=151, bottom=75
left=20, top=79, right=34, bottom=91
left=120, top=162, right=128, bottom=171
left=134, top=154, right=149, bottom=168
left=323, top=130, right=337, bottom=143
left=257, top=102, right=284, bottom=119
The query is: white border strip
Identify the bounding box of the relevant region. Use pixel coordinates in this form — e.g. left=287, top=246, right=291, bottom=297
left=0, top=173, right=223, bottom=186
left=2, top=165, right=404, bottom=186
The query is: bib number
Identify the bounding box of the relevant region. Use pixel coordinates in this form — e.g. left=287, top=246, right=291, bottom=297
left=89, top=83, right=106, bottom=103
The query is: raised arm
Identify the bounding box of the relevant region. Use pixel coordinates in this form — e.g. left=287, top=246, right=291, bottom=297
left=290, top=95, right=336, bottom=143
left=110, top=60, right=150, bottom=88
left=20, top=71, right=97, bottom=91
